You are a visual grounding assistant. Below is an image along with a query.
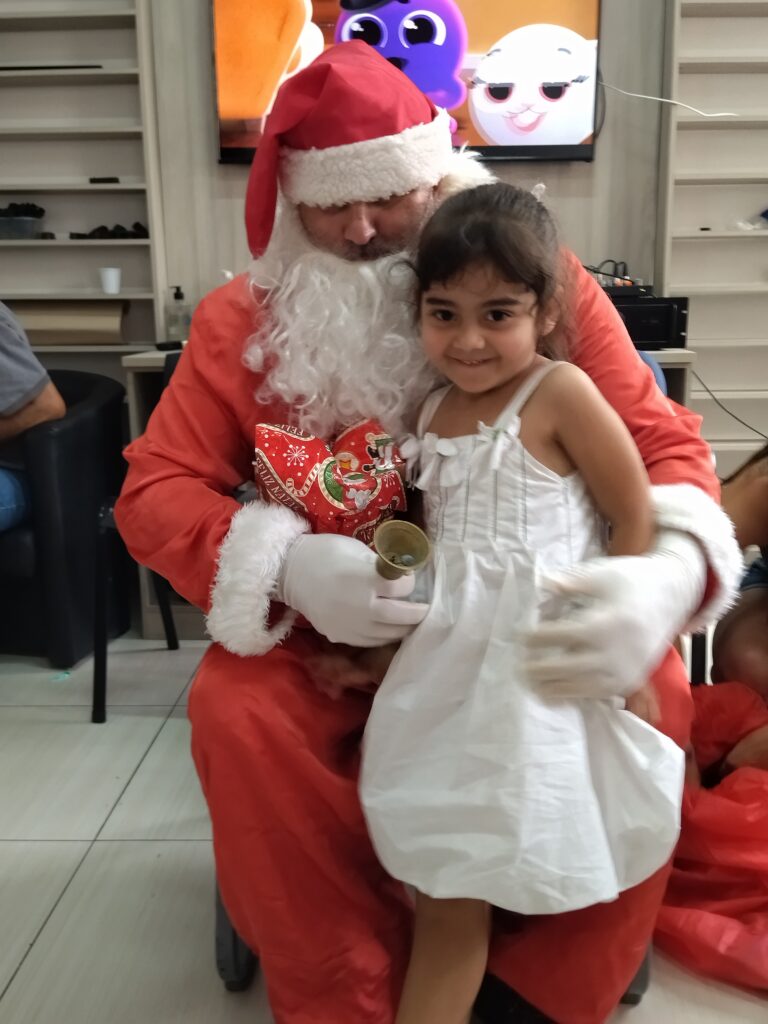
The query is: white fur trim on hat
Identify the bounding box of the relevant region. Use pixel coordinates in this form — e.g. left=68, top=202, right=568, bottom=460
left=206, top=500, right=309, bottom=657
left=281, top=108, right=454, bottom=208
left=652, top=483, right=743, bottom=630
left=436, top=148, right=496, bottom=201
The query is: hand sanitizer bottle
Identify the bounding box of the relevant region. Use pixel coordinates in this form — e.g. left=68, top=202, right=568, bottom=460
left=166, top=285, right=192, bottom=342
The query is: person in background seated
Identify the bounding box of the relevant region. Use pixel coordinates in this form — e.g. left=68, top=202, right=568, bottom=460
left=713, top=443, right=768, bottom=701
left=0, top=300, right=66, bottom=531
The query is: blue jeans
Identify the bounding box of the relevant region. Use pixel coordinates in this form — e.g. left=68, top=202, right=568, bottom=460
left=0, top=466, right=30, bottom=531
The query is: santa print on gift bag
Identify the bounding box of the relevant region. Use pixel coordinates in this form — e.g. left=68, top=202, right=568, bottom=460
left=253, top=420, right=406, bottom=546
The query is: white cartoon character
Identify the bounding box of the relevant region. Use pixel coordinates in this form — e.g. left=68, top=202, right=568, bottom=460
left=468, top=24, right=598, bottom=147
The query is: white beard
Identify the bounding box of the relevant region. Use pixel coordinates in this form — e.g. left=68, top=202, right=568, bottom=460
left=243, top=201, right=438, bottom=439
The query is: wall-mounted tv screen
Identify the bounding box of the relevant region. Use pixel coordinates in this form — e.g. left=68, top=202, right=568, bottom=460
left=213, top=1, right=601, bottom=165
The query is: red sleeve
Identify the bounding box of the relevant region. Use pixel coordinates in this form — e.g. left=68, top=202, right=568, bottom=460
left=565, top=253, right=719, bottom=502
left=114, top=276, right=283, bottom=612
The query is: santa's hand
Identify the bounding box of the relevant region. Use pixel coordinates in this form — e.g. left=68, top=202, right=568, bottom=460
left=524, top=530, right=706, bottom=699
left=277, top=533, right=428, bottom=647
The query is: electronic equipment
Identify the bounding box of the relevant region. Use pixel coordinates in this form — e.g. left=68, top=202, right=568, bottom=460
left=609, top=293, right=688, bottom=351
left=213, top=1, right=602, bottom=165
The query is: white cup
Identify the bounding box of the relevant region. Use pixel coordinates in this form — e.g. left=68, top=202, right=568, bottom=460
left=99, top=267, right=121, bottom=295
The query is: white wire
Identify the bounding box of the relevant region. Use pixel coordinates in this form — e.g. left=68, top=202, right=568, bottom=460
left=601, top=81, right=737, bottom=119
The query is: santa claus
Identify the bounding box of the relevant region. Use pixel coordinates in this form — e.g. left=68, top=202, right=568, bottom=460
left=116, top=41, right=741, bottom=1024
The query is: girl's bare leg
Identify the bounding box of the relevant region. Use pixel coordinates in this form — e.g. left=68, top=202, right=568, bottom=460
left=396, top=892, right=491, bottom=1024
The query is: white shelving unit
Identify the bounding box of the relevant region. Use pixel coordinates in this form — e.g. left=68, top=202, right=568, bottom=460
left=0, top=0, right=166, bottom=367
left=657, top=0, right=768, bottom=478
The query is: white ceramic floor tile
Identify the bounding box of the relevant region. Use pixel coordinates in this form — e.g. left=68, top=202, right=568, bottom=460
left=100, top=708, right=211, bottom=840
left=0, top=840, right=273, bottom=1024
left=0, top=842, right=88, bottom=993
left=611, top=950, right=766, bottom=1022
left=0, top=707, right=170, bottom=840
left=0, top=638, right=206, bottom=707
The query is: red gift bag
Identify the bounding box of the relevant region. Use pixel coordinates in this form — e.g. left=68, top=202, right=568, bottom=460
left=253, top=419, right=406, bottom=545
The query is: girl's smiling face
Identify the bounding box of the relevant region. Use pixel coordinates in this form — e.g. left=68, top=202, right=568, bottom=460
left=420, top=262, right=555, bottom=395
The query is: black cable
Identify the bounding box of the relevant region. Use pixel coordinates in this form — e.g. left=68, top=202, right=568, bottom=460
left=582, top=262, right=635, bottom=285
left=691, top=369, right=768, bottom=441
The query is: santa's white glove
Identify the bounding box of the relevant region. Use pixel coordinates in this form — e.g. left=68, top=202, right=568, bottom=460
left=524, top=530, right=707, bottom=699
left=277, top=533, right=429, bottom=647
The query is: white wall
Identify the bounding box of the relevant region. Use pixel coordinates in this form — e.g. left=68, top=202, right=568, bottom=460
left=150, top=0, right=665, bottom=305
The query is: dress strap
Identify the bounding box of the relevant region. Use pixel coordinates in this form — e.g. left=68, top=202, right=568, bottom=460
left=493, top=361, right=563, bottom=430
left=416, top=385, right=452, bottom=437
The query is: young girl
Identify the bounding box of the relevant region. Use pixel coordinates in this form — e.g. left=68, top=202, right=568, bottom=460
left=358, top=183, right=686, bottom=1024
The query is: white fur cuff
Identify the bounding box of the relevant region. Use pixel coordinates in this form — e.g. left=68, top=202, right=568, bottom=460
left=206, top=501, right=309, bottom=657
left=652, top=483, right=743, bottom=630
left=281, top=108, right=454, bottom=208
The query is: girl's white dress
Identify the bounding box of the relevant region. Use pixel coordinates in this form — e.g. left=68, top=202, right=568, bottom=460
left=360, top=362, right=685, bottom=915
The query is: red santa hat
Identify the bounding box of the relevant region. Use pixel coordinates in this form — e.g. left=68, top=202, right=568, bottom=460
left=245, top=41, right=455, bottom=258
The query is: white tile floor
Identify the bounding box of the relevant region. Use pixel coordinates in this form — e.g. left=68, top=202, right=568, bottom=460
left=0, top=638, right=765, bottom=1023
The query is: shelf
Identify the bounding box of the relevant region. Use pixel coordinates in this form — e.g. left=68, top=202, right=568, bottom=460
left=0, top=239, right=150, bottom=247
left=0, top=64, right=139, bottom=85
left=0, top=179, right=146, bottom=193
left=672, top=230, right=768, bottom=238
left=0, top=6, right=136, bottom=30
left=674, top=170, right=768, bottom=184
left=679, top=53, right=768, bottom=72
left=681, top=1, right=768, bottom=15
left=650, top=348, right=695, bottom=366
left=2, top=289, right=154, bottom=300
left=671, top=283, right=768, bottom=294
left=692, top=388, right=768, bottom=399
left=677, top=109, right=768, bottom=127
left=32, top=344, right=153, bottom=354
left=692, top=337, right=768, bottom=347
left=0, top=120, right=143, bottom=140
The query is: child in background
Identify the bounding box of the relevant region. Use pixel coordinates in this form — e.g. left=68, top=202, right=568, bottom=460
left=357, top=183, right=685, bottom=1024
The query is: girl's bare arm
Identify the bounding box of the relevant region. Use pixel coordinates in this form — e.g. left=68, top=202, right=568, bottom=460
left=548, top=364, right=654, bottom=557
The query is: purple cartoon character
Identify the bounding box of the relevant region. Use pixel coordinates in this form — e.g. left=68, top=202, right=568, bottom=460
left=335, top=0, right=468, bottom=109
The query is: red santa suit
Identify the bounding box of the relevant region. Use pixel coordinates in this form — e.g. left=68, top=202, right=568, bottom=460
left=115, top=43, right=741, bottom=1024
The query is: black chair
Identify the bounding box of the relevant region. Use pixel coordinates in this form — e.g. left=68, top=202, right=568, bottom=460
left=0, top=369, right=130, bottom=667
left=91, top=503, right=178, bottom=723
left=91, top=349, right=183, bottom=723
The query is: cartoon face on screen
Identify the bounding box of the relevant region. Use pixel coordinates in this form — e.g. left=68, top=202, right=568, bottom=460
left=468, top=24, right=598, bottom=147
left=335, top=0, right=468, bottom=109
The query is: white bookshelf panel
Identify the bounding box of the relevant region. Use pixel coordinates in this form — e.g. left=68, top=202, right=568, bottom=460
left=674, top=127, right=768, bottom=172
left=3, top=192, right=149, bottom=236
left=687, top=292, right=768, bottom=340
left=671, top=182, right=768, bottom=233
left=679, top=15, right=768, bottom=49
left=0, top=137, right=144, bottom=180
left=0, top=246, right=152, bottom=292
left=682, top=3, right=768, bottom=15
left=677, top=109, right=768, bottom=127
left=694, top=340, right=768, bottom=388
left=6, top=80, right=139, bottom=122
left=669, top=237, right=768, bottom=286
left=32, top=349, right=134, bottom=389
left=689, top=390, right=768, bottom=439
left=0, top=25, right=136, bottom=64
left=678, top=70, right=768, bottom=106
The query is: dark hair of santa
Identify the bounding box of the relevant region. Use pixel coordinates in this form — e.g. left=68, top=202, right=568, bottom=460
left=413, top=182, right=569, bottom=360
